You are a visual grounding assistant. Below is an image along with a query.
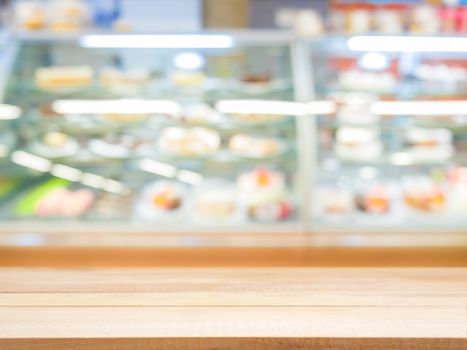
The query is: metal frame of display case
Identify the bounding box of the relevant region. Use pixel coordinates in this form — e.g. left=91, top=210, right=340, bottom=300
left=0, top=30, right=466, bottom=248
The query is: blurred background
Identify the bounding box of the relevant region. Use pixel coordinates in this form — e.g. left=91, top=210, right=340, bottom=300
left=0, top=0, right=466, bottom=267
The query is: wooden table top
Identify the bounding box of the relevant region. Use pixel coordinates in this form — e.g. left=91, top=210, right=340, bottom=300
left=0, top=268, right=466, bottom=349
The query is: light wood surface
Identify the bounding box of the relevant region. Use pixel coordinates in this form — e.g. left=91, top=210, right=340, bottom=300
left=0, top=268, right=466, bottom=349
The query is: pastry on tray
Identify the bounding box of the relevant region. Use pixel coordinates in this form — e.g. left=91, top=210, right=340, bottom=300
left=32, top=131, right=79, bottom=159
left=174, top=103, right=222, bottom=126
left=406, top=128, right=453, bottom=162
left=335, top=127, right=383, bottom=162
left=354, top=184, right=390, bottom=214
left=15, top=2, right=46, bottom=30
left=35, top=188, right=94, bottom=218
left=240, top=73, right=272, bottom=85
left=14, top=178, right=94, bottom=218
left=318, top=187, right=354, bottom=215
left=403, top=176, right=446, bottom=213
left=136, top=181, right=186, bottom=220
left=171, top=70, right=206, bottom=88
left=337, top=93, right=378, bottom=125
left=47, top=0, right=90, bottom=32
left=192, top=179, right=238, bottom=223
left=89, top=134, right=151, bottom=159
left=229, top=133, right=284, bottom=159
left=100, top=67, right=152, bottom=95
left=35, top=66, right=93, bottom=92
left=158, top=127, right=220, bottom=158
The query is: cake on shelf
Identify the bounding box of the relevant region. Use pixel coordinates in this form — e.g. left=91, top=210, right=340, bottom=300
left=100, top=67, right=152, bottom=95
left=174, top=103, right=222, bottom=126
left=337, top=93, right=378, bottom=125
left=15, top=1, right=46, bottom=30
left=229, top=133, right=283, bottom=159
left=136, top=181, right=186, bottom=221
left=88, top=134, right=149, bottom=159
left=406, top=128, right=453, bottom=162
left=335, top=127, right=383, bottom=162
left=318, top=187, right=354, bottom=215
left=35, top=66, right=93, bottom=92
left=158, top=127, right=220, bottom=158
left=192, top=179, right=239, bottom=223
left=33, top=131, right=79, bottom=159
left=171, top=71, right=206, bottom=88
left=35, top=188, right=94, bottom=218
left=238, top=168, right=292, bottom=222
left=354, top=184, right=391, bottom=214
left=48, top=0, right=90, bottom=32
left=338, top=69, right=396, bottom=93
left=403, top=176, right=446, bottom=213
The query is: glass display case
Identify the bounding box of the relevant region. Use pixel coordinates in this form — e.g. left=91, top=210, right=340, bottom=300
left=0, top=31, right=305, bottom=246
left=307, top=35, right=467, bottom=239
left=0, top=30, right=466, bottom=247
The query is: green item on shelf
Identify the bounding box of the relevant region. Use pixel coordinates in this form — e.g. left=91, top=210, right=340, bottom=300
left=15, top=178, right=70, bottom=217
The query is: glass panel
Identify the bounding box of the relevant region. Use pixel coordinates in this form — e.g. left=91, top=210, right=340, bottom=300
left=309, top=36, right=467, bottom=231
left=0, top=34, right=299, bottom=232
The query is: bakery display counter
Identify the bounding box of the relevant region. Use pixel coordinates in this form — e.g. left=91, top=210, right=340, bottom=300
left=0, top=32, right=302, bottom=239
left=0, top=31, right=466, bottom=248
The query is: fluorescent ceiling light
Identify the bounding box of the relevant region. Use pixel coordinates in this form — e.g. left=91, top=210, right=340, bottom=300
left=81, top=173, right=105, bottom=188
left=174, top=52, right=205, bottom=70
left=371, top=101, right=467, bottom=116
left=51, top=164, right=82, bottom=182
left=80, top=34, right=234, bottom=49
left=0, top=104, right=21, bottom=120
left=305, top=101, right=337, bottom=115
left=11, top=151, right=51, bottom=172
left=52, top=99, right=181, bottom=115
left=216, top=100, right=306, bottom=116
left=102, top=179, right=129, bottom=195
left=348, top=36, right=467, bottom=52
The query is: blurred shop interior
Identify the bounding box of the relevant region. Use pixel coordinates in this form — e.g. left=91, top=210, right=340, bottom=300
left=0, top=0, right=466, bottom=266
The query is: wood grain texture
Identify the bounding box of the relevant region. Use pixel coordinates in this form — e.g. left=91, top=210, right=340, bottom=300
left=0, top=268, right=466, bottom=306
left=1, top=338, right=466, bottom=350
left=0, top=268, right=466, bottom=349
left=1, top=246, right=467, bottom=267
